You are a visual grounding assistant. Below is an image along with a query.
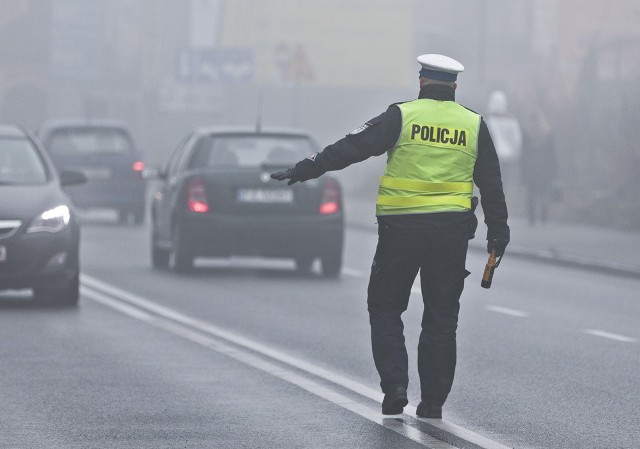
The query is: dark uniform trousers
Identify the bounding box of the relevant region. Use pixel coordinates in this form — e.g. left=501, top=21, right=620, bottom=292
left=367, top=218, right=470, bottom=406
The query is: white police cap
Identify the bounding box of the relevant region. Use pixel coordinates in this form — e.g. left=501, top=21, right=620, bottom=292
left=417, top=54, right=464, bottom=82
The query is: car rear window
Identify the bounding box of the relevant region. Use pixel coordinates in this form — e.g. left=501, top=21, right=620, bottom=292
left=0, top=137, right=48, bottom=185
left=47, top=128, right=133, bottom=156
left=188, top=135, right=315, bottom=169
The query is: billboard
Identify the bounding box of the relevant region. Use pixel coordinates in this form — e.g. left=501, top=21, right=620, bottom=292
left=217, top=0, right=414, bottom=87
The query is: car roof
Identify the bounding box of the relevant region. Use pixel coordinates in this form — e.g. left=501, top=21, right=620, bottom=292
left=193, top=126, right=315, bottom=138
left=38, top=119, right=132, bottom=132
left=0, top=124, right=28, bottom=138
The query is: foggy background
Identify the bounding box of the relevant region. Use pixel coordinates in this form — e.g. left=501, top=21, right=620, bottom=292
left=1, top=0, right=639, bottom=229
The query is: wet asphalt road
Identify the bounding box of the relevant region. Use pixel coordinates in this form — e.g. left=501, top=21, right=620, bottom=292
left=0, top=213, right=638, bottom=448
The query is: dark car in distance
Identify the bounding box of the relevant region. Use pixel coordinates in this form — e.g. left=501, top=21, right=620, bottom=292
left=148, top=127, right=344, bottom=277
left=37, top=120, right=146, bottom=224
left=0, top=124, right=85, bottom=305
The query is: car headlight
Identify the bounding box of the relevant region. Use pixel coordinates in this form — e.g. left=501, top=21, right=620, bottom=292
left=27, top=205, right=71, bottom=233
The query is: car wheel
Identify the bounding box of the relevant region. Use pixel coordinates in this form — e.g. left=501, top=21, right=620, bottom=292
left=151, top=232, right=170, bottom=269
left=295, top=256, right=314, bottom=273
left=118, top=208, right=130, bottom=224
left=169, top=225, right=193, bottom=273
left=133, top=205, right=145, bottom=225
left=320, top=251, right=342, bottom=278
left=34, top=271, right=80, bottom=306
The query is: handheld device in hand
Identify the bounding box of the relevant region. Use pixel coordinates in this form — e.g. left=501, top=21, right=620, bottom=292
left=481, top=248, right=498, bottom=289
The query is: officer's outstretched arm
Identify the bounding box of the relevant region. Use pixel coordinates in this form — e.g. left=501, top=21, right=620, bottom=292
left=272, top=106, right=400, bottom=184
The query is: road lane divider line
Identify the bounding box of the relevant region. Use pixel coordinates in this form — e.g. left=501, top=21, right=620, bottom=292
left=81, top=281, right=455, bottom=448
left=81, top=286, right=154, bottom=321
left=81, top=273, right=513, bottom=449
left=584, top=329, right=637, bottom=343
left=153, top=320, right=460, bottom=449
left=484, top=305, right=530, bottom=318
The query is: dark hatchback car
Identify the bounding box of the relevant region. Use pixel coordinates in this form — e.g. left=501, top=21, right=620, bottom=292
left=148, top=127, right=344, bottom=276
left=0, top=124, right=85, bottom=305
left=37, top=120, right=146, bottom=224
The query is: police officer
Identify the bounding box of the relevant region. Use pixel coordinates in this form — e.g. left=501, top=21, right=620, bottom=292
left=271, top=54, right=510, bottom=418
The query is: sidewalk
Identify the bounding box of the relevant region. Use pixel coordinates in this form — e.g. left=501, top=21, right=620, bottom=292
left=343, top=194, right=640, bottom=279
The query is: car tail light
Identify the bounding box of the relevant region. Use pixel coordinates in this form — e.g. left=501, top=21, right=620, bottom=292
left=187, top=177, right=209, bottom=213
left=132, top=161, right=145, bottom=172
left=319, top=178, right=341, bottom=215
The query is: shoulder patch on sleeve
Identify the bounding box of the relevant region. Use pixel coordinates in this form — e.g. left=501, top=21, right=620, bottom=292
left=349, top=122, right=372, bottom=135
left=349, top=113, right=385, bottom=135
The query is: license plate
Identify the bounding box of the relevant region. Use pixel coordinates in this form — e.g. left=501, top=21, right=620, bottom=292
left=237, top=188, right=293, bottom=203
left=0, top=246, right=6, bottom=263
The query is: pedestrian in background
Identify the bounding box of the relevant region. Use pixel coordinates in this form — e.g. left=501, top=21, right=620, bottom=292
left=271, top=54, right=510, bottom=418
left=520, top=106, right=558, bottom=225
left=485, top=90, right=522, bottom=197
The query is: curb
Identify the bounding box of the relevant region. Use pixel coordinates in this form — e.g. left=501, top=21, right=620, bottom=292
left=471, top=243, right=640, bottom=280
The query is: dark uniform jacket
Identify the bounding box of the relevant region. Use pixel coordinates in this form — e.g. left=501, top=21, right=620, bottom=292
left=310, top=83, right=509, bottom=242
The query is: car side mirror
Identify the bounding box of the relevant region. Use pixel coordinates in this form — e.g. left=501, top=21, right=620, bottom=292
left=59, top=169, right=87, bottom=186
left=142, top=164, right=166, bottom=180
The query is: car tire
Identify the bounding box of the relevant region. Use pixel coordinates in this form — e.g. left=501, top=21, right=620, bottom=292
left=133, top=205, right=145, bottom=225
left=321, top=251, right=342, bottom=278
left=295, top=256, right=314, bottom=273
left=169, top=225, right=193, bottom=273
left=118, top=208, right=130, bottom=225
left=151, top=232, right=170, bottom=269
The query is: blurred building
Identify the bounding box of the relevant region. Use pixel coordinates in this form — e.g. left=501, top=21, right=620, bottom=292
left=0, top=0, right=639, bottom=228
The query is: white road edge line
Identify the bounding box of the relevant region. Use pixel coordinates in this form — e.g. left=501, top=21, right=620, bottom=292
left=81, top=274, right=513, bottom=449
left=82, top=287, right=154, bottom=321
left=484, top=305, right=530, bottom=318
left=584, top=329, right=638, bottom=343
left=81, top=285, right=454, bottom=449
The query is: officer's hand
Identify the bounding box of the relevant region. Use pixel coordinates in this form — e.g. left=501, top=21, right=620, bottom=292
left=270, top=167, right=296, bottom=185
left=487, top=238, right=509, bottom=257
left=270, top=155, right=321, bottom=186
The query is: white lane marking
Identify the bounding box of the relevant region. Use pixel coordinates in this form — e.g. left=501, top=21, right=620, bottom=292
left=484, top=305, right=530, bottom=318
left=82, top=287, right=153, bottom=321
left=81, top=277, right=456, bottom=448
left=81, top=274, right=513, bottom=449
left=584, top=329, right=638, bottom=343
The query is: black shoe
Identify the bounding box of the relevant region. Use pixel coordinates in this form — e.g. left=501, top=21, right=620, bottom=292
left=382, top=387, right=408, bottom=415
left=416, top=401, right=442, bottom=419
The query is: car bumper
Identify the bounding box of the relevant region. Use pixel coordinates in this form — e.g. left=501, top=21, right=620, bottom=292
left=0, top=227, right=79, bottom=290
left=177, top=213, right=344, bottom=259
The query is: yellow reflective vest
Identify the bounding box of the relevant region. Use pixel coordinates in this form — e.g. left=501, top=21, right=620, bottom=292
left=376, top=99, right=480, bottom=215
